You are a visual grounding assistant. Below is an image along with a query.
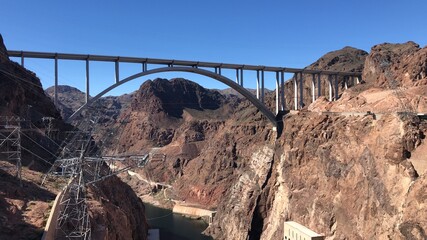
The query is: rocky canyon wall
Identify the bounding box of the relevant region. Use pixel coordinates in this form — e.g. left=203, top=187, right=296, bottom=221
left=207, top=112, right=426, bottom=240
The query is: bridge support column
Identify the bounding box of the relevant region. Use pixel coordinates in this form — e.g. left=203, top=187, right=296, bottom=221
left=294, top=74, right=298, bottom=110
left=328, top=75, right=333, bottom=101
left=142, top=62, right=147, bottom=72
left=115, top=60, right=120, bottom=84
left=240, top=68, right=244, bottom=87
left=280, top=71, right=285, bottom=111
left=299, top=72, right=304, bottom=108
left=344, top=76, right=348, bottom=90
left=275, top=71, right=280, bottom=114
left=256, top=70, right=260, bottom=99
left=235, top=69, right=239, bottom=84
left=317, top=73, right=321, bottom=99
left=54, top=55, right=58, bottom=106
left=85, top=59, right=90, bottom=104
left=311, top=73, right=316, bottom=103
left=261, top=70, right=265, bottom=104
left=20, top=51, right=24, bottom=67
left=334, top=74, right=339, bottom=100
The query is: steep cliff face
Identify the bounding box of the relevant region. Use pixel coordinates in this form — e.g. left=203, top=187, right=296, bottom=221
left=0, top=35, right=9, bottom=63
left=0, top=42, right=60, bottom=119
left=206, top=146, right=276, bottom=240
left=260, top=113, right=425, bottom=240
left=207, top=112, right=426, bottom=240
left=88, top=176, right=149, bottom=240
left=363, top=42, right=427, bottom=87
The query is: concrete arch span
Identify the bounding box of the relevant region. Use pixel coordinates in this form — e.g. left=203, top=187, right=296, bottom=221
left=68, top=67, right=281, bottom=132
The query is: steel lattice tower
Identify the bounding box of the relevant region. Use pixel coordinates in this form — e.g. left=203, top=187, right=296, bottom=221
left=0, top=116, right=23, bottom=186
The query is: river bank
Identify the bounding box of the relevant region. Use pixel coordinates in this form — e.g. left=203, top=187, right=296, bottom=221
left=144, top=202, right=213, bottom=240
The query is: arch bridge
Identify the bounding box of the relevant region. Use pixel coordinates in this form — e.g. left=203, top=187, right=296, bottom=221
left=7, top=50, right=362, bottom=132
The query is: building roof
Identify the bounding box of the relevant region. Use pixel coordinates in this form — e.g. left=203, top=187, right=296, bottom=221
left=284, top=221, right=323, bottom=237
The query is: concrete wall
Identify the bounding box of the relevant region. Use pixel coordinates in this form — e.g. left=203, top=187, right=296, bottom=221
left=172, top=204, right=216, bottom=223
left=283, top=221, right=324, bottom=240
left=41, top=190, right=65, bottom=240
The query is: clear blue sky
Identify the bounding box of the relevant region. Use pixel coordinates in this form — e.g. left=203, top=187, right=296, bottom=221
left=1, top=0, right=426, bottom=96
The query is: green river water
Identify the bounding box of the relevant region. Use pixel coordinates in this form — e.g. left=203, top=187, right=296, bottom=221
left=144, top=203, right=213, bottom=240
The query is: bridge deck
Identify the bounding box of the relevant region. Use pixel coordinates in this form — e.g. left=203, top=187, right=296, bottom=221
left=7, top=50, right=361, bottom=76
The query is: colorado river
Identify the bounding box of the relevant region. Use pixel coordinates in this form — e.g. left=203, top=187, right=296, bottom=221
left=144, top=203, right=213, bottom=240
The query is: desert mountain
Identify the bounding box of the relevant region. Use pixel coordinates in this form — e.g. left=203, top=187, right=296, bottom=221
left=131, top=78, right=228, bottom=118
left=44, top=85, right=86, bottom=120
left=308, top=46, right=368, bottom=72
left=363, top=41, right=427, bottom=87
left=45, top=85, right=134, bottom=122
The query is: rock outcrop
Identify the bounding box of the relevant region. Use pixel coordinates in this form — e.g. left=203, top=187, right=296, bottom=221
left=0, top=34, right=9, bottom=63
left=257, top=113, right=426, bottom=240
left=88, top=176, right=149, bottom=240
left=131, top=78, right=226, bottom=118
left=206, top=146, right=275, bottom=240
left=363, top=42, right=427, bottom=87
left=0, top=43, right=60, bottom=120
left=309, top=46, right=368, bottom=73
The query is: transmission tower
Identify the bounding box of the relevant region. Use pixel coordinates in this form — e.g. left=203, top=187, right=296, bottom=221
left=42, top=116, right=55, bottom=138
left=56, top=168, right=91, bottom=240
left=0, top=116, right=23, bottom=186
left=381, top=60, right=415, bottom=115
left=42, top=114, right=149, bottom=240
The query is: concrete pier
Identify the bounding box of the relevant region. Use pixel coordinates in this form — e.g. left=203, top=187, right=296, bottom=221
left=172, top=204, right=216, bottom=224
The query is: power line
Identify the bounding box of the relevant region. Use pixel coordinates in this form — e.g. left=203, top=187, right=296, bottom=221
left=21, top=131, right=58, bottom=158
left=0, top=69, right=44, bottom=89
left=20, top=145, right=53, bottom=166
left=146, top=212, right=173, bottom=221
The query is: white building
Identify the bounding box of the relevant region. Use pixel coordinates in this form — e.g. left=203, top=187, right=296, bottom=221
left=284, top=221, right=325, bottom=240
